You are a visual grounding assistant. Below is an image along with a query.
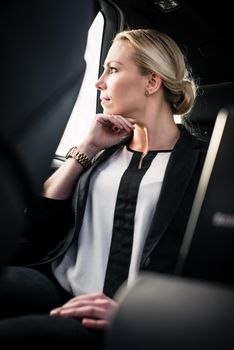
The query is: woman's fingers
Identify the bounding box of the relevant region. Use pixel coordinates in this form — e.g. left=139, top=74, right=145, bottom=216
left=85, top=113, right=135, bottom=151
left=51, top=295, right=115, bottom=315
left=60, top=292, right=111, bottom=306
left=54, top=304, right=109, bottom=319
left=50, top=306, right=108, bottom=330
left=96, top=114, right=135, bottom=133
left=50, top=292, right=117, bottom=329
left=81, top=318, right=109, bottom=330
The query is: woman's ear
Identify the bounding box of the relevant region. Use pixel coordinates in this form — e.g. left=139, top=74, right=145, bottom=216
left=146, top=73, right=162, bottom=95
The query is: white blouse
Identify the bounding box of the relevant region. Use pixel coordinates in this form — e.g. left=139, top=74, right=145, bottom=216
left=52, top=146, right=171, bottom=296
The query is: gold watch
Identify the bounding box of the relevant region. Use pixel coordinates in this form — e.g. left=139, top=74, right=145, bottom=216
left=66, top=146, right=91, bottom=169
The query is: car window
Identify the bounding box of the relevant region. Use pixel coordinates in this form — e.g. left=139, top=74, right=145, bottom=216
left=56, top=12, right=104, bottom=156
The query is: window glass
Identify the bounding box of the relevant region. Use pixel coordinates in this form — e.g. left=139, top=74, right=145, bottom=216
left=56, top=12, right=104, bottom=156
left=174, top=115, right=182, bottom=123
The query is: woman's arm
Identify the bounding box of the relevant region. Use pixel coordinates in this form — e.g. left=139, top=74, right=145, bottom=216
left=43, top=113, right=135, bottom=200
left=43, top=142, right=98, bottom=200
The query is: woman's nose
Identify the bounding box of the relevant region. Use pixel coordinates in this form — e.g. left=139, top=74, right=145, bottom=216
left=95, top=74, right=106, bottom=90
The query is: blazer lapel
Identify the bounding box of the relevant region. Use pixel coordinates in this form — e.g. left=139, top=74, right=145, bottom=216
left=142, top=127, right=203, bottom=258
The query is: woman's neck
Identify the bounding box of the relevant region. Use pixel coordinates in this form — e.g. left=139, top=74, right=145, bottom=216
left=128, top=91, right=181, bottom=152
left=129, top=115, right=180, bottom=152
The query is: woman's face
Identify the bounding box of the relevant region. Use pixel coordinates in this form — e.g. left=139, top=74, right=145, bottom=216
left=95, top=40, right=148, bottom=118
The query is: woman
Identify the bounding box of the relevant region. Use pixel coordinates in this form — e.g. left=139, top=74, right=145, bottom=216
left=0, top=29, right=207, bottom=344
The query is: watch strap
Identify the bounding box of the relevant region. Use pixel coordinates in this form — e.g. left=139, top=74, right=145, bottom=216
left=66, top=146, right=91, bottom=169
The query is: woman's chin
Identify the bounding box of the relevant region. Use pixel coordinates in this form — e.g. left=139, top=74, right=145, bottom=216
left=103, top=108, right=119, bottom=115
left=103, top=107, right=129, bottom=118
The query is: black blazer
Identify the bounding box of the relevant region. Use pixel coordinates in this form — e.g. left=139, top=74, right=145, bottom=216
left=19, top=126, right=207, bottom=277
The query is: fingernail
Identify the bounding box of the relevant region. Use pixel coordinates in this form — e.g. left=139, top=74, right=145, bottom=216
left=50, top=307, right=60, bottom=315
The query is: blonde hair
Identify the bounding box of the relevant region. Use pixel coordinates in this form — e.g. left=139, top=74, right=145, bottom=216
left=114, top=29, right=197, bottom=115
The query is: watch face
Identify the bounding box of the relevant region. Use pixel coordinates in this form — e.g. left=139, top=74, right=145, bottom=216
left=66, top=146, right=78, bottom=159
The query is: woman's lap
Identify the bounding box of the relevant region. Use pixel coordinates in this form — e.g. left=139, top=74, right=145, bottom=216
left=0, top=266, right=104, bottom=346
left=0, top=265, right=71, bottom=317
left=0, top=314, right=104, bottom=346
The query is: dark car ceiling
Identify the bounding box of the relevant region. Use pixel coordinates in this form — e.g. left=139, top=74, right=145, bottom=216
left=104, top=0, right=234, bottom=86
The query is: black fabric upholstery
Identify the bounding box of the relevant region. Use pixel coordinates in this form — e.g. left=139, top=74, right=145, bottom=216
left=186, top=82, right=234, bottom=140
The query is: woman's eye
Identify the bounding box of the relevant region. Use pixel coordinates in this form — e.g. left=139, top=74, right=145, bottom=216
left=109, top=67, right=118, bottom=73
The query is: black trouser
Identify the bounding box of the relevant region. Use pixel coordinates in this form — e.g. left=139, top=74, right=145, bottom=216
left=0, top=266, right=104, bottom=346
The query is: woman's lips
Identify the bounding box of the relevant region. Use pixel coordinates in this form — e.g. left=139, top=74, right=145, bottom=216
left=101, top=98, right=111, bottom=105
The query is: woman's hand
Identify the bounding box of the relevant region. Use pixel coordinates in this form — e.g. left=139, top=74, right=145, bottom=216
left=80, top=114, right=135, bottom=158
left=50, top=292, right=118, bottom=330
left=43, top=113, right=134, bottom=200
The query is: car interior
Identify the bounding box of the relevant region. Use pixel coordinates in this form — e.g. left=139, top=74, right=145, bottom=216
left=1, top=0, right=98, bottom=263
left=1, top=0, right=234, bottom=347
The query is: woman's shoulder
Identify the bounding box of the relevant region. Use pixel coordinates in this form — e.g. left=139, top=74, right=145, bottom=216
left=180, top=123, right=209, bottom=148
